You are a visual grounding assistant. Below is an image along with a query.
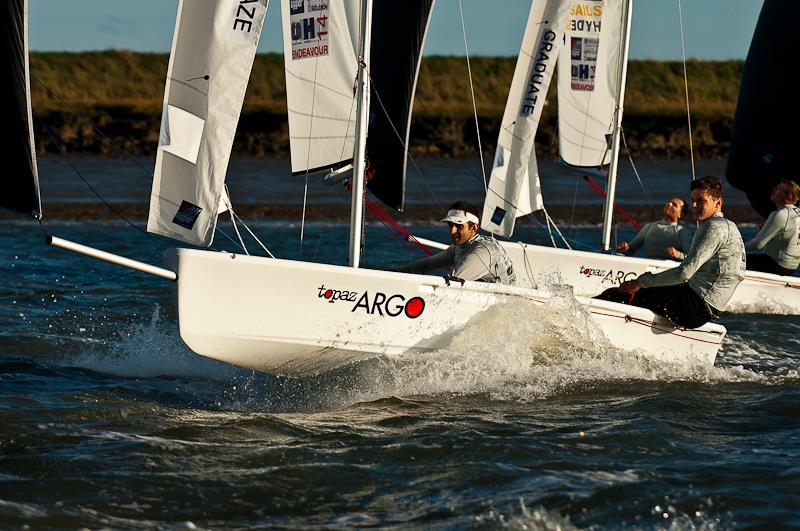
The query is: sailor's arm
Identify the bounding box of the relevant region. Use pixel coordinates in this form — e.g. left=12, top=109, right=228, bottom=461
left=745, top=209, right=783, bottom=251
left=623, top=223, right=651, bottom=255
left=639, top=222, right=723, bottom=288
left=392, top=247, right=454, bottom=274
left=673, top=227, right=695, bottom=260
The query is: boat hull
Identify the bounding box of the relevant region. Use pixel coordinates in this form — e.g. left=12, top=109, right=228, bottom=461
left=166, top=248, right=724, bottom=376
left=500, top=242, right=800, bottom=314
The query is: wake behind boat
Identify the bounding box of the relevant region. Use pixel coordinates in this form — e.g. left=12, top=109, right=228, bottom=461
left=3, top=0, right=726, bottom=376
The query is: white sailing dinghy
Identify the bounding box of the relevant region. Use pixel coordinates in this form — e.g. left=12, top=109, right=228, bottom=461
left=478, top=0, right=800, bottom=314
left=5, top=0, right=726, bottom=375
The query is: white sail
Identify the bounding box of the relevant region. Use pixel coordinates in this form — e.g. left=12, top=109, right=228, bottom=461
left=482, top=0, right=571, bottom=238
left=558, top=0, right=624, bottom=167
left=148, top=0, right=268, bottom=247
left=283, top=0, right=361, bottom=174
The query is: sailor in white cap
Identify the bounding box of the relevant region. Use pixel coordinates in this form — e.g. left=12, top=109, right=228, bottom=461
left=393, top=201, right=516, bottom=284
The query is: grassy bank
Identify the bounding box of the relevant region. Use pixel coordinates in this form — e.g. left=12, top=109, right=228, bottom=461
left=30, top=51, right=742, bottom=158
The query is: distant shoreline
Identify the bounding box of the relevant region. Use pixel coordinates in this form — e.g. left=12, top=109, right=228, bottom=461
left=31, top=51, right=743, bottom=160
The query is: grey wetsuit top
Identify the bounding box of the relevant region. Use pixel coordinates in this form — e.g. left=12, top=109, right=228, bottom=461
left=394, top=234, right=516, bottom=285
left=625, top=221, right=694, bottom=260
left=639, top=213, right=746, bottom=311
left=745, top=204, right=800, bottom=270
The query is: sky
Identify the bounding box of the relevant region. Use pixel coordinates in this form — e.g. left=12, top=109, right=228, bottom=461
left=28, top=0, right=764, bottom=60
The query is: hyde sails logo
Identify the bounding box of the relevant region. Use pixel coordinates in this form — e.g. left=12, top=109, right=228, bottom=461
left=317, top=285, right=425, bottom=319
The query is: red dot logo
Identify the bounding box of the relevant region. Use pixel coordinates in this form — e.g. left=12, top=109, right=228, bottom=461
left=404, top=297, right=425, bottom=319
left=324, top=289, right=333, bottom=299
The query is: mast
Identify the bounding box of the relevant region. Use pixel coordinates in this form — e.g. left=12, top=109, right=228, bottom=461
left=348, top=0, right=373, bottom=268
left=600, top=0, right=633, bottom=252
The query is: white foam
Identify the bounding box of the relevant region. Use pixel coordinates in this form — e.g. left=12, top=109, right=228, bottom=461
left=344, top=296, right=769, bottom=404
left=70, top=306, right=245, bottom=381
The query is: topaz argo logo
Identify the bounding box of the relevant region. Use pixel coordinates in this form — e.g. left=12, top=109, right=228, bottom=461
left=317, top=284, right=358, bottom=303
left=317, top=285, right=425, bottom=318
left=352, top=292, right=425, bottom=319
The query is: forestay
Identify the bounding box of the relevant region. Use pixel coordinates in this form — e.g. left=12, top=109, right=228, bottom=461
left=148, top=0, right=267, bottom=247
left=557, top=0, right=623, bottom=167
left=1, top=0, right=40, bottom=218
left=482, top=0, right=571, bottom=237
left=283, top=0, right=361, bottom=175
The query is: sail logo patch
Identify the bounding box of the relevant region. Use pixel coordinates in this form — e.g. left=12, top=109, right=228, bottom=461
left=172, top=201, right=203, bottom=230
left=290, top=0, right=330, bottom=60
left=490, top=207, right=507, bottom=226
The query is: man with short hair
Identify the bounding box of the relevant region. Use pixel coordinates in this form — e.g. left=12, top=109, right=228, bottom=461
left=617, top=197, right=693, bottom=261
left=745, top=178, right=800, bottom=275
left=393, top=201, right=516, bottom=284
left=597, top=176, right=745, bottom=328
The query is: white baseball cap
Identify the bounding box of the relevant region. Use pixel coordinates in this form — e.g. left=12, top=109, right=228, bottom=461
left=440, top=209, right=480, bottom=225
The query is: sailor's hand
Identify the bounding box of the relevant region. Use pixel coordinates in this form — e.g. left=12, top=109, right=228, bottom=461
left=616, top=241, right=629, bottom=253
left=664, top=247, right=681, bottom=259
left=618, top=278, right=641, bottom=294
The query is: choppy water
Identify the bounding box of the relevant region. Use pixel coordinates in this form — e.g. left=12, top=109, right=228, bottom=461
left=2, top=157, right=799, bottom=528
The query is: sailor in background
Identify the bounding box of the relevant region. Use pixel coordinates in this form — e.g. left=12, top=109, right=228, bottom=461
left=744, top=178, right=800, bottom=275
left=616, top=197, right=693, bottom=261
left=393, top=201, right=516, bottom=285
left=597, top=176, right=745, bottom=328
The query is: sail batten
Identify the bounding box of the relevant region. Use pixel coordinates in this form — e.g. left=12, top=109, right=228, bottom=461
left=148, top=0, right=268, bottom=247
left=1, top=0, right=41, bottom=218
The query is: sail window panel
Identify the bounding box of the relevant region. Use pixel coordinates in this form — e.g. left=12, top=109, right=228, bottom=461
left=159, top=105, right=206, bottom=165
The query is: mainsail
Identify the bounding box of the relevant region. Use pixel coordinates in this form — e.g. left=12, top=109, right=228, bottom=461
left=364, top=0, right=435, bottom=211
left=482, top=0, right=571, bottom=237
left=726, top=0, right=792, bottom=218
left=1, top=0, right=40, bottom=218
left=148, top=0, right=268, bottom=247
left=283, top=0, right=361, bottom=175
left=557, top=0, right=623, bottom=168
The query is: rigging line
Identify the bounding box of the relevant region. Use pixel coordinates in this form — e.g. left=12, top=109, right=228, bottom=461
left=676, top=0, right=696, bottom=180
left=543, top=208, right=572, bottom=250
left=363, top=69, right=444, bottom=211
left=36, top=115, right=149, bottom=237
left=32, top=76, right=155, bottom=179
left=300, top=55, right=322, bottom=257
left=620, top=127, right=650, bottom=201
left=231, top=210, right=276, bottom=258
left=223, top=187, right=249, bottom=256
left=457, top=0, right=487, bottom=192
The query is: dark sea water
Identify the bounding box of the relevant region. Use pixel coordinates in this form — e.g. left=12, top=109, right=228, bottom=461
left=1, top=157, right=799, bottom=529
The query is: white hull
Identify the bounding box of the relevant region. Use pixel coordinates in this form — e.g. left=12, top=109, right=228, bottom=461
left=500, top=242, right=800, bottom=314
left=165, top=248, right=724, bottom=377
